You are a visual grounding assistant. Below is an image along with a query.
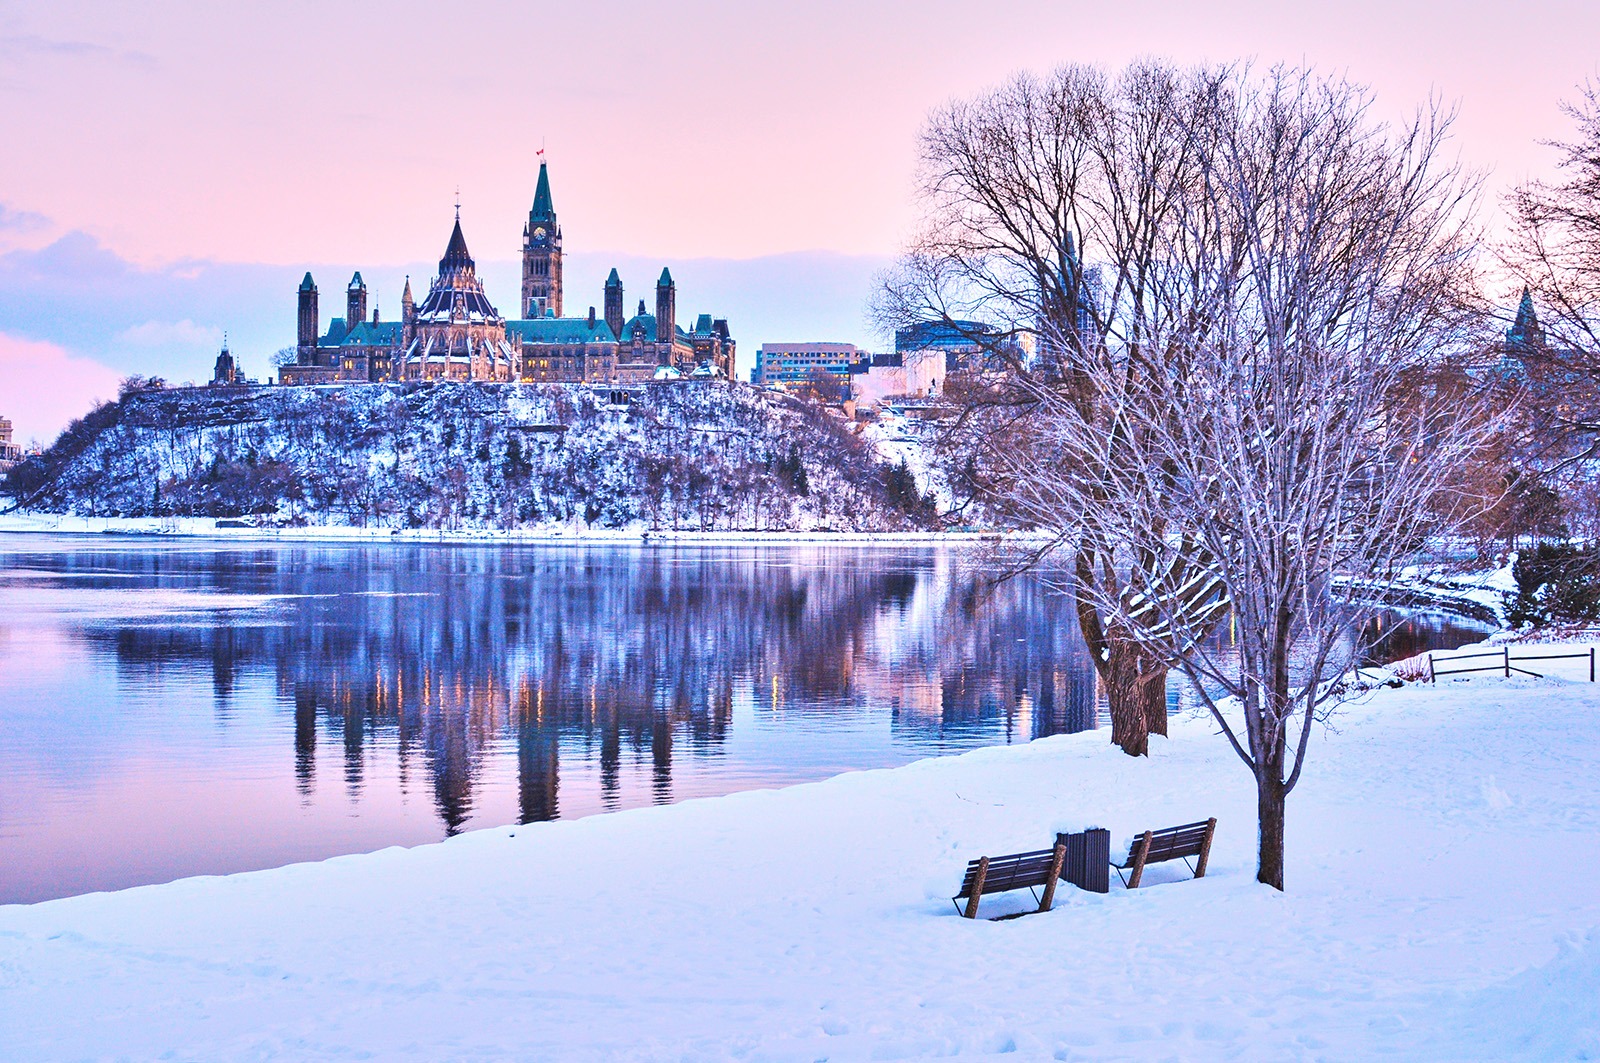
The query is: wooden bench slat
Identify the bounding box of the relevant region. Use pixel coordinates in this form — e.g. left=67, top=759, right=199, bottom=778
left=1115, top=818, right=1217, bottom=887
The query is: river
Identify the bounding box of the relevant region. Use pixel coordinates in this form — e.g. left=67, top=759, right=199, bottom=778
left=0, top=535, right=1492, bottom=903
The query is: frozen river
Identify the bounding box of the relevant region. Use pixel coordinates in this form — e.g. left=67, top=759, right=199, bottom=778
left=0, top=535, right=1490, bottom=903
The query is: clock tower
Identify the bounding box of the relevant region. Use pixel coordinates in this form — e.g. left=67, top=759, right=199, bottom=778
left=521, top=161, right=563, bottom=318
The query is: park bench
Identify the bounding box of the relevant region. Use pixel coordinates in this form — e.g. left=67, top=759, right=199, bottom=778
left=951, top=828, right=1111, bottom=919
left=1113, top=818, right=1217, bottom=888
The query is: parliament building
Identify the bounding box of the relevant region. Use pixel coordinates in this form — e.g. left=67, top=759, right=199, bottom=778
left=279, top=163, right=735, bottom=387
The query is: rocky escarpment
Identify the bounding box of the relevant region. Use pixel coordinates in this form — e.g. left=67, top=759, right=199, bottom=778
left=2, top=381, right=940, bottom=532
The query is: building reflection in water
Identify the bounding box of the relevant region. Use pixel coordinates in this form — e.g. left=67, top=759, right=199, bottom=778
left=54, top=544, right=1107, bottom=837
left=0, top=537, right=1502, bottom=906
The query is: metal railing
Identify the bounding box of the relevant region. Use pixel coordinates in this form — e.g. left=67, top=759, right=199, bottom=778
left=1428, top=646, right=1596, bottom=682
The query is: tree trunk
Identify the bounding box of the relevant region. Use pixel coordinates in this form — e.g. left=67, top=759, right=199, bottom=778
left=1142, top=666, right=1168, bottom=737
left=1102, top=635, right=1167, bottom=757
left=1255, top=764, right=1286, bottom=891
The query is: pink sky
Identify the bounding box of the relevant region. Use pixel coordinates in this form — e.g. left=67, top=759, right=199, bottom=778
left=0, top=334, right=123, bottom=444
left=1, top=0, right=1597, bottom=442
left=2, top=0, right=1596, bottom=267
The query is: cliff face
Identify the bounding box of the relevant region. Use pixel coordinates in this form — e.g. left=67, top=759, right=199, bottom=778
left=3, top=382, right=939, bottom=532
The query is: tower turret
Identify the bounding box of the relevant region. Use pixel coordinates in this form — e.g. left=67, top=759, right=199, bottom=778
left=603, top=268, right=623, bottom=339
left=211, top=335, right=237, bottom=386
left=655, top=267, right=676, bottom=345
left=401, top=276, right=415, bottom=324
left=521, top=161, right=563, bottom=318
left=346, top=272, right=367, bottom=332
left=297, top=272, right=319, bottom=355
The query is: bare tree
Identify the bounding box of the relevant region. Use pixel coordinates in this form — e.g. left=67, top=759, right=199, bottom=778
left=1040, top=68, right=1494, bottom=889
left=1507, top=81, right=1600, bottom=369
left=1496, top=81, right=1600, bottom=511
left=879, top=59, right=1236, bottom=755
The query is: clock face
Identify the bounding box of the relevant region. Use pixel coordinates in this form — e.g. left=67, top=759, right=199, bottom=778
left=533, top=226, right=547, bottom=242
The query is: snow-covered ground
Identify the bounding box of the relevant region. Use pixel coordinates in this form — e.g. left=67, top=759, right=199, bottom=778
left=3, top=660, right=1597, bottom=1061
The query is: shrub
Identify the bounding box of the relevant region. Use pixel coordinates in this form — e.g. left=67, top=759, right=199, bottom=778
left=1507, top=541, right=1600, bottom=626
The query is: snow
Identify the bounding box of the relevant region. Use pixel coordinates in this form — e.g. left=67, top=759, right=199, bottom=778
left=7, top=382, right=955, bottom=534
left=4, top=660, right=1599, bottom=1061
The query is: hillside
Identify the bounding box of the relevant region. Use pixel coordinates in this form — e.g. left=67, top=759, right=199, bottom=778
left=1, top=382, right=941, bottom=532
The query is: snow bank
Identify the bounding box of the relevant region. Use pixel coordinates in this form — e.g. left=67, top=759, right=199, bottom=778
left=3, top=672, right=1598, bottom=1061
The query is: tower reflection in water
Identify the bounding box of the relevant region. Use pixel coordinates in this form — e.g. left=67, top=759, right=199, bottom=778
left=81, top=544, right=1098, bottom=836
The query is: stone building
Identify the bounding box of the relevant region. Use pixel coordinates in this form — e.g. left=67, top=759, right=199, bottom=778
left=0, top=414, right=21, bottom=469
left=279, top=161, right=735, bottom=387
left=396, top=218, right=517, bottom=381
left=210, top=339, right=239, bottom=386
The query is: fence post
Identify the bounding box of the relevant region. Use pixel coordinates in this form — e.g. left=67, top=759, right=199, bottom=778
left=1504, top=648, right=1510, bottom=678
left=1428, top=654, right=1436, bottom=683
left=1591, top=647, right=1595, bottom=683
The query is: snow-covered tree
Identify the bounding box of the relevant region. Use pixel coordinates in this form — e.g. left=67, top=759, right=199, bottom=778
left=878, top=59, right=1238, bottom=755
left=1036, top=68, right=1495, bottom=889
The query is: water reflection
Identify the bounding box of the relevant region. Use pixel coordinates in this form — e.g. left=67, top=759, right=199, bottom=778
left=0, top=539, right=1109, bottom=900
left=0, top=537, right=1490, bottom=902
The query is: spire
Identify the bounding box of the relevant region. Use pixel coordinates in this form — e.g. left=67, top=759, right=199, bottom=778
left=1508, top=285, right=1544, bottom=350
left=402, top=276, right=414, bottom=304
left=348, top=271, right=365, bottom=291
left=658, top=267, right=673, bottom=288
left=440, top=217, right=474, bottom=275
left=300, top=272, right=316, bottom=292
left=531, top=161, right=554, bottom=220
left=1514, top=286, right=1537, bottom=328
left=605, top=267, right=621, bottom=288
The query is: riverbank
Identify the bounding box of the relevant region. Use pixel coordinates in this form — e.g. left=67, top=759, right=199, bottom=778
left=0, top=510, right=1031, bottom=544
left=3, top=663, right=1597, bottom=1061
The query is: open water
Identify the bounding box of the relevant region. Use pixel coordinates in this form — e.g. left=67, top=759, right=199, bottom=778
left=0, top=535, right=1491, bottom=903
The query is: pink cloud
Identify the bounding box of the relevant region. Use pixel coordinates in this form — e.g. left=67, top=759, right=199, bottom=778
left=0, top=332, right=124, bottom=447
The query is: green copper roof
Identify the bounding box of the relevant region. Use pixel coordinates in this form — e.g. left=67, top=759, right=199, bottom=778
left=507, top=317, right=617, bottom=344
left=299, top=272, right=316, bottom=292
left=605, top=267, right=621, bottom=287
left=348, top=271, right=365, bottom=290
left=340, top=321, right=403, bottom=345
left=530, top=162, right=554, bottom=220
left=1515, top=287, right=1537, bottom=328
left=658, top=267, right=673, bottom=287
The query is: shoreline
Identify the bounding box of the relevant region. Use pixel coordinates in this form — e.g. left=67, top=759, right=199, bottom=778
left=0, top=510, right=1036, bottom=545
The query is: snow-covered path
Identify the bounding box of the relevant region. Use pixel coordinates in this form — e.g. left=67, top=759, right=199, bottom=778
left=3, top=673, right=1597, bottom=1061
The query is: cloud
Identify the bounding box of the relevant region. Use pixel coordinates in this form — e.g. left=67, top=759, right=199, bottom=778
left=0, top=34, right=157, bottom=69
left=0, top=204, right=50, bottom=234
left=116, top=319, right=221, bottom=350
left=0, top=333, right=125, bottom=447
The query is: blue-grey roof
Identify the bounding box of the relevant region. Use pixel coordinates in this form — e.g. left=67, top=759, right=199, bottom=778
left=319, top=318, right=348, bottom=346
